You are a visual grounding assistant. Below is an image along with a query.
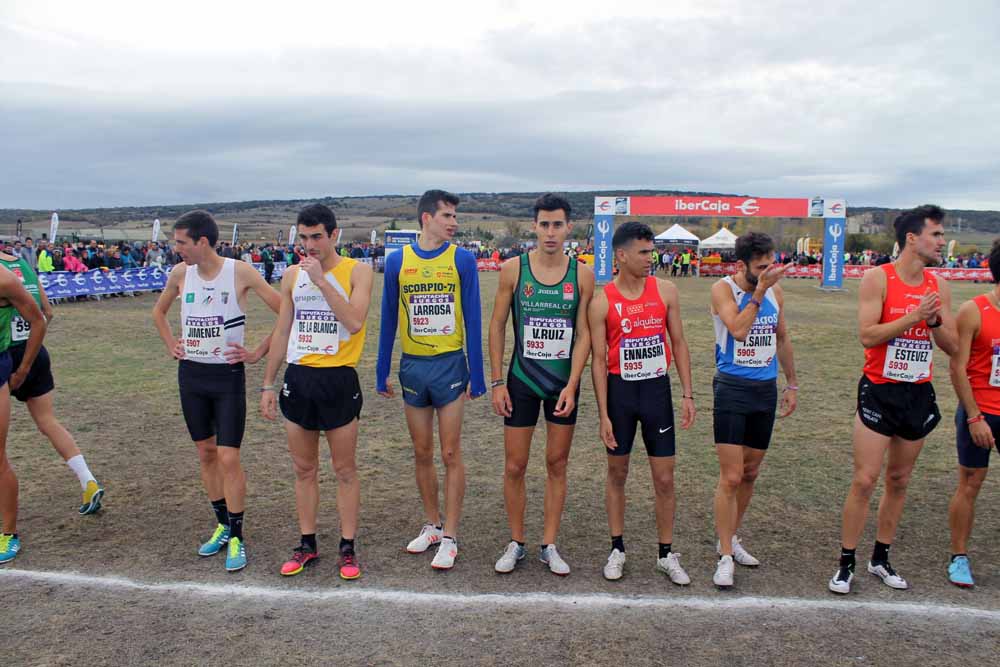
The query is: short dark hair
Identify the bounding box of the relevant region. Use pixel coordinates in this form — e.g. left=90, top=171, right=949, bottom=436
left=297, top=203, right=337, bottom=235
left=174, top=210, right=219, bottom=246
left=988, top=239, right=1000, bottom=284
left=25, top=237, right=32, bottom=242
left=533, top=193, right=572, bottom=222
left=417, top=189, right=460, bottom=227
left=894, top=204, right=945, bottom=246
left=735, top=232, right=775, bottom=264
left=612, top=221, right=654, bottom=250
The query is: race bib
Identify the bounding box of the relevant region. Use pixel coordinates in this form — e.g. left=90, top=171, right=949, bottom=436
left=409, top=293, right=456, bottom=337
left=990, top=346, right=1000, bottom=387
left=293, top=309, right=340, bottom=356
left=882, top=337, right=932, bottom=382
left=523, top=316, right=572, bottom=360
left=733, top=324, right=776, bottom=368
left=11, top=315, right=30, bottom=342
left=183, top=315, right=226, bottom=360
left=619, top=334, right=668, bottom=381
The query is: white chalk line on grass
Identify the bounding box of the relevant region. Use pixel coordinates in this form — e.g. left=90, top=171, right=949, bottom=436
left=3, top=567, right=998, bottom=621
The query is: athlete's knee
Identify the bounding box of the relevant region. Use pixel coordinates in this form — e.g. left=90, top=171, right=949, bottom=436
left=504, top=458, right=528, bottom=482
left=441, top=447, right=463, bottom=468
left=884, top=467, right=913, bottom=493
left=33, top=415, right=62, bottom=439
left=545, top=453, right=568, bottom=479
left=718, top=469, right=741, bottom=494
left=413, top=443, right=435, bottom=467
left=652, top=470, right=675, bottom=497
left=851, top=469, right=880, bottom=498
left=217, top=448, right=243, bottom=475
left=741, top=464, right=761, bottom=485
left=195, top=441, right=218, bottom=465
left=958, top=469, right=985, bottom=497
left=292, top=458, right=319, bottom=482
left=607, top=462, right=629, bottom=488
left=333, top=460, right=358, bottom=485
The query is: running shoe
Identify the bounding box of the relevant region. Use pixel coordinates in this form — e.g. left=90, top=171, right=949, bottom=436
left=225, top=537, right=247, bottom=572
left=339, top=547, right=361, bottom=580
left=540, top=545, right=570, bottom=576
left=79, top=480, right=104, bottom=515
left=198, top=524, right=230, bottom=557
left=828, top=565, right=854, bottom=594
left=280, top=546, right=319, bottom=576
left=656, top=552, right=691, bottom=586
left=713, top=555, right=735, bottom=588
left=431, top=537, right=458, bottom=570
left=716, top=536, right=760, bottom=567
left=406, top=524, right=443, bottom=554
left=603, top=549, right=626, bottom=581
left=0, top=534, right=20, bottom=564
left=948, top=556, right=974, bottom=588
left=494, top=541, right=526, bottom=574
left=868, top=561, right=908, bottom=590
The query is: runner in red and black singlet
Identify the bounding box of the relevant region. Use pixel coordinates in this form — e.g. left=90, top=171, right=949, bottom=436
left=830, top=205, right=958, bottom=595
left=589, top=222, right=695, bottom=585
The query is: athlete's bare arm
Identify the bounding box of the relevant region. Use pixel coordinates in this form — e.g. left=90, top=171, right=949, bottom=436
left=554, top=263, right=595, bottom=417
left=151, top=263, right=187, bottom=360
left=223, top=261, right=283, bottom=365
left=36, top=280, right=54, bottom=323
left=488, top=258, right=518, bottom=418
left=260, top=268, right=298, bottom=421
left=299, top=258, right=371, bottom=334
left=658, top=278, right=695, bottom=429
left=857, top=268, right=940, bottom=348
left=589, top=289, right=616, bottom=449
left=0, top=267, right=46, bottom=390
left=774, top=285, right=798, bottom=418
left=931, top=277, right=958, bottom=356
left=949, top=300, right=993, bottom=448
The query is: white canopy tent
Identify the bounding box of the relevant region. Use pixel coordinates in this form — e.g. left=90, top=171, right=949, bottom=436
left=700, top=226, right=738, bottom=250
left=654, top=223, right=700, bottom=247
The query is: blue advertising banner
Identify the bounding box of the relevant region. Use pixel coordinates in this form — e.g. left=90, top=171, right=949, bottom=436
left=39, top=267, right=169, bottom=298
left=593, top=214, right=614, bottom=284
left=821, top=218, right=846, bottom=289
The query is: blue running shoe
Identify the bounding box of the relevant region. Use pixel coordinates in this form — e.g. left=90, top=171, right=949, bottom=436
left=225, top=537, right=247, bottom=572
left=0, top=534, right=20, bottom=564
left=948, top=556, right=974, bottom=588
left=198, top=524, right=230, bottom=557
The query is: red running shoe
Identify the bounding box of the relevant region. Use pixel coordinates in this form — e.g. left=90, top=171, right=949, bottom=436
left=281, top=546, right=318, bottom=576
left=339, top=548, right=361, bottom=580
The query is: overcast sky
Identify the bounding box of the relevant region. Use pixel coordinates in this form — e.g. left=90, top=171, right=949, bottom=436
left=2, top=0, right=998, bottom=210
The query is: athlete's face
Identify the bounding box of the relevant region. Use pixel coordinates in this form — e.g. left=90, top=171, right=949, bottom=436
left=298, top=224, right=338, bottom=260
left=172, top=229, right=211, bottom=265
left=616, top=238, right=654, bottom=278
left=422, top=202, right=458, bottom=241
left=533, top=209, right=571, bottom=255
left=741, top=252, right=776, bottom=286
left=909, top=219, right=946, bottom=266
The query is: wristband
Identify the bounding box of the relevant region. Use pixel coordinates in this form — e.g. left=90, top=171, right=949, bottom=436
left=783, top=385, right=799, bottom=392
left=749, top=298, right=763, bottom=308
left=491, top=379, right=506, bottom=388
left=966, top=414, right=986, bottom=425
left=260, top=386, right=275, bottom=393
left=682, top=395, right=694, bottom=400
left=927, top=316, right=943, bottom=329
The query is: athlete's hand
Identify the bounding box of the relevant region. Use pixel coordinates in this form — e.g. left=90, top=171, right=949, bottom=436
left=224, top=342, right=253, bottom=364
left=553, top=384, right=577, bottom=417
left=778, top=388, right=798, bottom=418
left=970, top=419, right=995, bottom=449
left=492, top=385, right=513, bottom=417
left=914, top=290, right=942, bottom=324
left=260, top=390, right=278, bottom=421
left=757, top=263, right=787, bottom=290
left=171, top=338, right=186, bottom=360
left=300, top=256, right=324, bottom=284
left=378, top=380, right=396, bottom=399
left=600, top=416, right=618, bottom=450
left=680, top=396, right=696, bottom=429
left=8, top=368, right=27, bottom=391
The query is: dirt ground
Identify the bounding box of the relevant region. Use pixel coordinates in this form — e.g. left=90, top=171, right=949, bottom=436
left=3, top=274, right=999, bottom=665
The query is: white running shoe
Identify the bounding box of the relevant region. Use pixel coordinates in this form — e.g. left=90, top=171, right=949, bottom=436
left=717, top=536, right=760, bottom=567
left=656, top=552, right=691, bottom=586
left=406, top=524, right=443, bottom=554
left=540, top=545, right=571, bottom=576
left=867, top=561, right=908, bottom=590
left=431, top=537, right=458, bottom=570
left=713, top=555, right=735, bottom=588
left=829, top=566, right=854, bottom=594
left=494, top=541, right=526, bottom=573
left=603, top=549, right=626, bottom=580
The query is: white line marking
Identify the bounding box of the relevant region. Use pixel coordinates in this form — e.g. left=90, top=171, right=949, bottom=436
left=2, top=567, right=998, bottom=620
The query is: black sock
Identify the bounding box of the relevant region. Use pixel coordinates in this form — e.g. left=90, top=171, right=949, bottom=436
left=301, top=534, right=317, bottom=552
left=228, top=511, right=244, bottom=542
left=659, top=543, right=672, bottom=559
left=211, top=498, right=228, bottom=526
left=951, top=553, right=967, bottom=562
left=443, top=535, right=456, bottom=543
left=514, top=540, right=525, bottom=548
left=611, top=535, right=625, bottom=553
left=339, top=537, right=355, bottom=553
left=434, top=524, right=443, bottom=530
left=3, top=533, right=16, bottom=539
left=839, top=547, right=856, bottom=569
left=540, top=544, right=550, bottom=551
left=872, top=541, right=890, bottom=564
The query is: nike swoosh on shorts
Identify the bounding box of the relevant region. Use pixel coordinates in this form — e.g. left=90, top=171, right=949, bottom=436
left=659, top=426, right=673, bottom=434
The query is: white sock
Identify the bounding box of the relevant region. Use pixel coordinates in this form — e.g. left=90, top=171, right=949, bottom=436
left=66, top=455, right=96, bottom=490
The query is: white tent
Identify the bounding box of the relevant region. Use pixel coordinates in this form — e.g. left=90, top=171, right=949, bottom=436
left=654, top=223, right=700, bottom=247
left=700, top=226, right=738, bottom=250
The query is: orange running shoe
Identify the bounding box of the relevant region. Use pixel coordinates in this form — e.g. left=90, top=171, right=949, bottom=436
left=339, top=547, right=361, bottom=580
left=280, top=546, right=318, bottom=576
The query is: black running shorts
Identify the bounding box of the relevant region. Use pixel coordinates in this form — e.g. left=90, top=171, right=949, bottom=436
left=606, top=374, right=675, bottom=457
left=955, top=405, right=1000, bottom=469
left=857, top=375, right=941, bottom=441
left=8, top=343, right=55, bottom=402
left=504, top=372, right=579, bottom=428
left=280, top=364, right=362, bottom=431
left=178, top=360, right=247, bottom=448
left=712, top=372, right=778, bottom=450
